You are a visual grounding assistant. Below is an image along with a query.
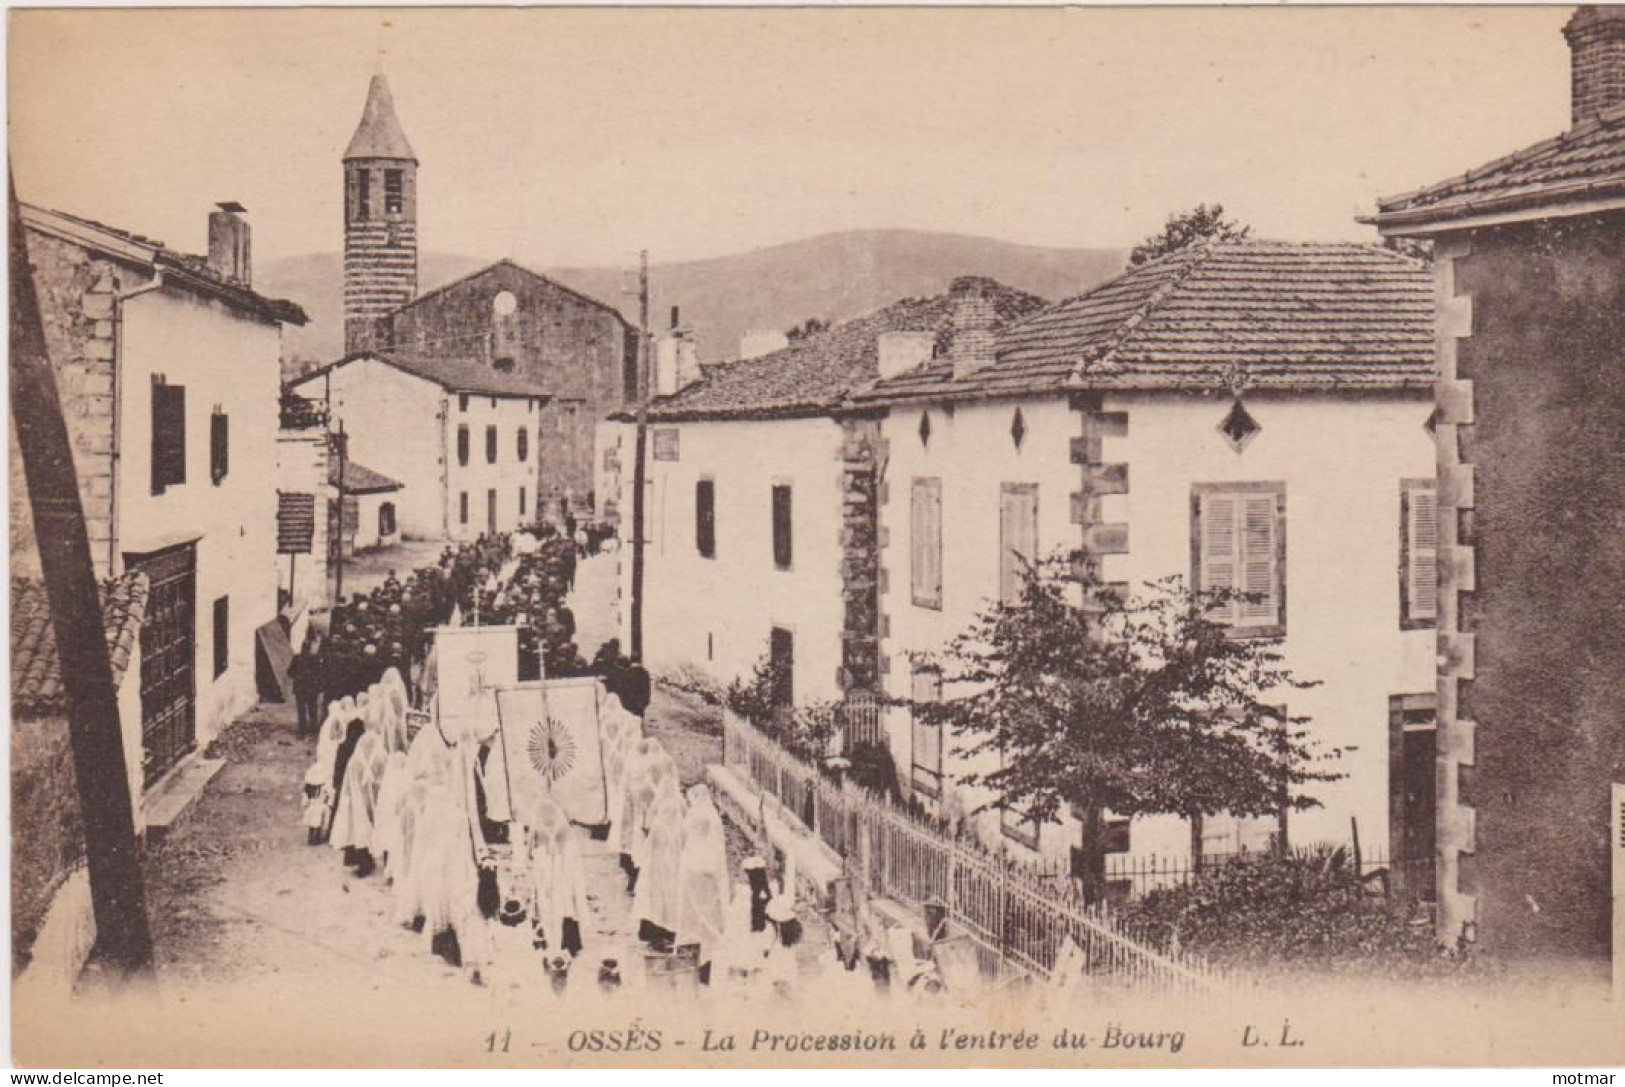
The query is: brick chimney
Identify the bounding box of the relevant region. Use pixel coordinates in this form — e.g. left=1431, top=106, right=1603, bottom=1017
left=207, top=201, right=251, bottom=286
left=1564, top=6, right=1625, bottom=125
left=948, top=276, right=998, bottom=379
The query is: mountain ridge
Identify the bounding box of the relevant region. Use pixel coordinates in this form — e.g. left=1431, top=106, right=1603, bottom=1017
left=262, top=228, right=1127, bottom=378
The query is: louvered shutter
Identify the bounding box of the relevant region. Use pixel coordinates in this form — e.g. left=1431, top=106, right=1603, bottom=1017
left=1200, top=492, right=1239, bottom=621
left=912, top=478, right=942, bottom=608
left=151, top=379, right=186, bottom=493
left=910, top=668, right=943, bottom=794
left=210, top=411, right=229, bottom=484
left=1238, top=494, right=1278, bottom=626
left=1000, top=484, right=1038, bottom=606
left=772, top=484, right=793, bottom=570
left=1408, top=485, right=1439, bottom=623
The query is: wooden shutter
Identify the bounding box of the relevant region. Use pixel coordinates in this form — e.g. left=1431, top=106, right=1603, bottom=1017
left=695, top=479, right=716, bottom=558
left=1405, top=483, right=1439, bottom=624
left=212, top=595, right=229, bottom=678
left=485, top=425, right=498, bottom=464
left=210, top=411, right=229, bottom=484
left=1196, top=486, right=1283, bottom=632
left=772, top=484, right=793, bottom=569
left=1237, top=493, right=1279, bottom=626
left=517, top=428, right=529, bottom=462
left=457, top=426, right=470, bottom=466
left=912, top=477, right=942, bottom=608
left=999, top=484, right=1038, bottom=605
left=910, top=668, right=943, bottom=794
left=769, top=627, right=794, bottom=707
left=151, top=379, right=186, bottom=493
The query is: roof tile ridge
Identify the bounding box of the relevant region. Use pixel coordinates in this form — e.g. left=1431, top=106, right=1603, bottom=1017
left=1068, top=242, right=1219, bottom=382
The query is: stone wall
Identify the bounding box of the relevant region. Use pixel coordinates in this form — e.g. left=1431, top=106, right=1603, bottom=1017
left=1435, top=211, right=1625, bottom=958
left=837, top=416, right=887, bottom=692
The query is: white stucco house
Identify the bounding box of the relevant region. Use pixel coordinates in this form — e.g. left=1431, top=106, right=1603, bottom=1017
left=612, top=282, right=1047, bottom=705
left=849, top=244, right=1438, bottom=888
left=289, top=352, right=550, bottom=542
left=12, top=201, right=307, bottom=787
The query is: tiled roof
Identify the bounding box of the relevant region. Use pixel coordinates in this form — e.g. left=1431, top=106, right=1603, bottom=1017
left=20, top=204, right=308, bottom=326
left=295, top=350, right=551, bottom=399
left=344, top=73, right=416, bottom=162
left=329, top=457, right=403, bottom=495
left=854, top=242, right=1435, bottom=406
left=11, top=573, right=149, bottom=720
left=390, top=259, right=629, bottom=328
left=640, top=280, right=1047, bottom=421
left=1370, top=102, right=1625, bottom=231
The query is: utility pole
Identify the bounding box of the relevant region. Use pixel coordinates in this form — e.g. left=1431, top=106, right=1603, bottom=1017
left=332, top=420, right=347, bottom=603
left=630, top=249, right=650, bottom=659
left=8, top=178, right=154, bottom=978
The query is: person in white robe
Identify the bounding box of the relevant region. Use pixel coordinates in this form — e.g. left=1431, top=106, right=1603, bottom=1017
left=371, top=750, right=411, bottom=876
left=633, top=776, right=685, bottom=947
left=523, top=793, right=588, bottom=957
left=330, top=731, right=387, bottom=875
left=674, top=785, right=730, bottom=977
left=711, top=882, right=769, bottom=993
left=413, top=782, right=484, bottom=968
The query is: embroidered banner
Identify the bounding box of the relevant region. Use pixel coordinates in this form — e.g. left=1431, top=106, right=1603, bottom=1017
left=494, top=677, right=609, bottom=827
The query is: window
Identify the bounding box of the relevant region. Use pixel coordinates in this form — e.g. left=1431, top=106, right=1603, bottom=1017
left=772, top=483, right=793, bottom=570
left=209, top=409, right=229, bottom=486
left=910, top=668, right=943, bottom=796
left=212, top=596, right=229, bottom=679
left=384, top=169, right=404, bottom=215
left=459, top=491, right=469, bottom=525
left=769, top=627, right=794, bottom=709
left=459, top=394, right=470, bottom=413
left=150, top=376, right=186, bottom=494
left=519, top=486, right=527, bottom=517
left=517, top=428, right=529, bottom=462
left=378, top=502, right=396, bottom=537
left=652, top=428, right=680, bottom=461
left=485, top=425, right=498, bottom=464
left=1388, top=693, right=1437, bottom=902
left=356, top=169, right=371, bottom=220
left=1191, top=483, right=1286, bottom=637
left=456, top=425, right=470, bottom=466
left=911, top=477, right=943, bottom=609
left=1400, top=480, right=1438, bottom=628
left=1000, top=805, right=1040, bottom=850
left=695, top=479, right=716, bottom=559
left=999, top=483, right=1038, bottom=605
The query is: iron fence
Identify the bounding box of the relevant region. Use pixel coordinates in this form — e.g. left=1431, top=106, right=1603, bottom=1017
left=723, top=709, right=1233, bottom=994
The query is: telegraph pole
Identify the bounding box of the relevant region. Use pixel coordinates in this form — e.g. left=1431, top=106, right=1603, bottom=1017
left=9, top=178, right=154, bottom=978
left=630, top=249, right=650, bottom=658
left=332, top=420, right=347, bottom=603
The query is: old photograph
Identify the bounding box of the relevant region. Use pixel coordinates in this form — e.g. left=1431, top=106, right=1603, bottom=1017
left=7, top=3, right=1625, bottom=1070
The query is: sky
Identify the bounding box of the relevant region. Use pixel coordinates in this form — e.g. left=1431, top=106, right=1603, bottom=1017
left=9, top=6, right=1575, bottom=270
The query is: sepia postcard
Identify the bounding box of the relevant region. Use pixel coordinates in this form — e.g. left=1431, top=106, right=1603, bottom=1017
left=7, top=3, right=1625, bottom=1071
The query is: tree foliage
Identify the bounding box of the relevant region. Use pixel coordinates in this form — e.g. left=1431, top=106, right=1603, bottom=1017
left=907, top=555, right=1339, bottom=883
left=784, top=317, right=830, bottom=343
left=1129, top=203, right=1251, bottom=266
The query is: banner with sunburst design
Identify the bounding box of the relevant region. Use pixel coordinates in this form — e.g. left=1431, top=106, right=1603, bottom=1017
left=493, top=678, right=609, bottom=827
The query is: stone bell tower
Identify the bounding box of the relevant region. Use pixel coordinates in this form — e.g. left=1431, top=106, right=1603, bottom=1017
left=342, top=73, right=418, bottom=355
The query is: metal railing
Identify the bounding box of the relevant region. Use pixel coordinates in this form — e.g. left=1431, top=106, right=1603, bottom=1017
left=723, top=709, right=1232, bottom=993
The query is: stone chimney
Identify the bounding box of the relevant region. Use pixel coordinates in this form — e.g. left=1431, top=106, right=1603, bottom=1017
left=739, top=329, right=790, bottom=361
left=948, top=276, right=998, bottom=379
left=207, top=201, right=251, bottom=286
left=876, top=330, right=937, bottom=380
left=1564, top=6, right=1625, bottom=125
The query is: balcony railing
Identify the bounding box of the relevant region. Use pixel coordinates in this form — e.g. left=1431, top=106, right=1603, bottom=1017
left=279, top=392, right=328, bottom=431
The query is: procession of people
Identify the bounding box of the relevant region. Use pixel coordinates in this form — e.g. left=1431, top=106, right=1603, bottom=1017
left=292, top=525, right=830, bottom=1000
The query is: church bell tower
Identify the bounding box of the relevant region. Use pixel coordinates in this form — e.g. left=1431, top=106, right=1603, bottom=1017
left=343, top=73, right=418, bottom=355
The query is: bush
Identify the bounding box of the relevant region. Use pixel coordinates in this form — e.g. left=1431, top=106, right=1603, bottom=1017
left=1118, top=846, right=1480, bottom=979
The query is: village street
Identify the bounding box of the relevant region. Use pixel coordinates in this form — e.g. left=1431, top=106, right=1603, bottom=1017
left=134, top=548, right=826, bottom=1001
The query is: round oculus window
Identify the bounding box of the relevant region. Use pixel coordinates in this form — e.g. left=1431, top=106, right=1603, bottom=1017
left=492, top=290, right=518, bottom=317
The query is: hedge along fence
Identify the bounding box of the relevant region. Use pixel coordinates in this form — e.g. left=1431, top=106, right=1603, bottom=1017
left=722, top=709, right=1234, bottom=994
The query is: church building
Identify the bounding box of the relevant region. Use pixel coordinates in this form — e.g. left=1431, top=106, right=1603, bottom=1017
left=313, top=73, right=639, bottom=524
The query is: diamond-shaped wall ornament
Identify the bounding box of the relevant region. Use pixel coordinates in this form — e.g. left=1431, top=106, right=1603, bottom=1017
left=1218, top=399, right=1261, bottom=452
left=918, top=411, right=932, bottom=448
left=1423, top=406, right=1440, bottom=437
left=1010, top=407, right=1027, bottom=449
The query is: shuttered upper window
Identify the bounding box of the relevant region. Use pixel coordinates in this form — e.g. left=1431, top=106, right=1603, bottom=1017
left=695, top=479, right=716, bottom=559
left=485, top=425, right=498, bottom=464
left=911, top=477, right=943, bottom=609
left=999, top=483, right=1039, bottom=606
left=772, top=483, right=793, bottom=571
left=1400, top=480, right=1439, bottom=628
left=151, top=376, right=186, bottom=494
left=457, top=425, right=470, bottom=467
left=210, top=410, right=229, bottom=485
left=1192, top=483, right=1286, bottom=637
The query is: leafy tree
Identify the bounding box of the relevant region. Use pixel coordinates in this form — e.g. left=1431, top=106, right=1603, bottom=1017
left=1129, top=203, right=1251, bottom=266
left=785, top=317, right=830, bottom=343
left=908, top=554, right=1338, bottom=901
left=724, top=650, right=837, bottom=760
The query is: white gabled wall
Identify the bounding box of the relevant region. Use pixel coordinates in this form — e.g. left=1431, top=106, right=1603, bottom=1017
left=878, top=391, right=1435, bottom=868
left=444, top=392, right=545, bottom=539
left=638, top=416, right=846, bottom=704
left=118, top=289, right=282, bottom=749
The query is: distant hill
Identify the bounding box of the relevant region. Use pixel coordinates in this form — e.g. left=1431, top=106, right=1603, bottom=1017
left=261, top=229, right=1126, bottom=380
